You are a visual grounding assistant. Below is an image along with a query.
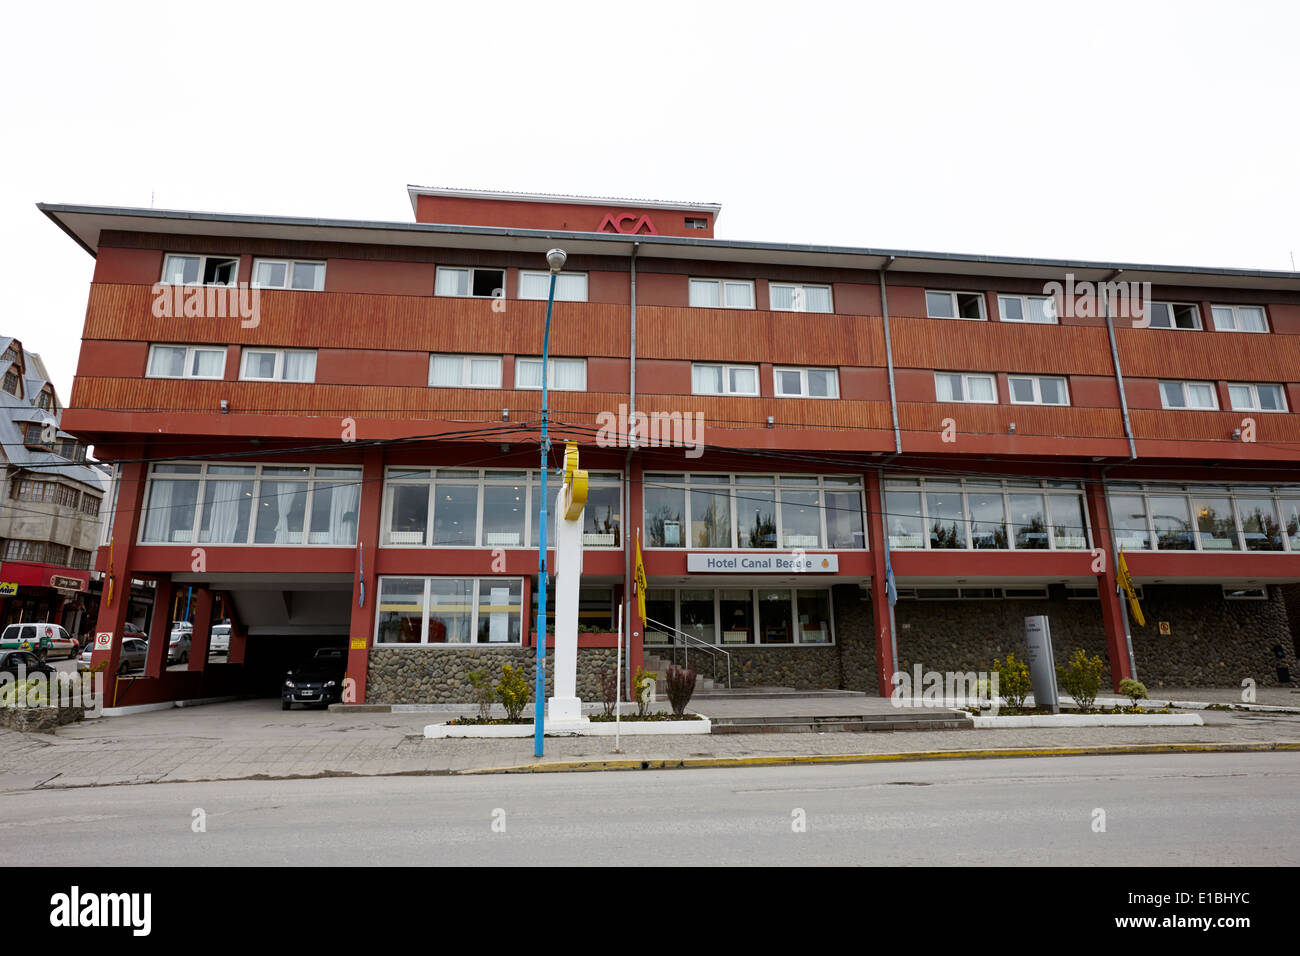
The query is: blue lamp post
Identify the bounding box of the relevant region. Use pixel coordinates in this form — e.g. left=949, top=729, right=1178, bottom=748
left=534, top=247, right=567, bottom=757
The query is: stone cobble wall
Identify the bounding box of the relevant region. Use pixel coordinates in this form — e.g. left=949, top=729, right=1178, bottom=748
left=832, top=584, right=877, bottom=695
left=367, top=646, right=617, bottom=704
left=893, top=584, right=1298, bottom=689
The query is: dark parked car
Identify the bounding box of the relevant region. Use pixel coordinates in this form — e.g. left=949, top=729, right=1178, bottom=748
left=0, top=650, right=54, bottom=679
left=282, top=648, right=346, bottom=710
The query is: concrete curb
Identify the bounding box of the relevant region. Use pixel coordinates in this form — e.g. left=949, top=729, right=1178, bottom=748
left=453, top=740, right=1300, bottom=775
left=970, top=713, right=1203, bottom=728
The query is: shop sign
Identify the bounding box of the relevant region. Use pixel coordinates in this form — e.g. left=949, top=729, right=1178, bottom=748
left=686, top=553, right=838, bottom=573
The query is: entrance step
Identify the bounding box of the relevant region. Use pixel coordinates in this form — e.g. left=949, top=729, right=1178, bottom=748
left=709, top=711, right=974, bottom=733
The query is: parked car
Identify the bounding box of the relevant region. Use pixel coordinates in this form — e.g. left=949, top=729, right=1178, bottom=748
left=123, top=622, right=148, bottom=639
left=167, top=629, right=191, bottom=664
left=209, top=624, right=231, bottom=655
left=0, top=623, right=77, bottom=660
left=77, top=637, right=148, bottom=675
left=0, top=650, right=54, bottom=679
left=282, top=648, right=346, bottom=710
left=170, top=621, right=191, bottom=634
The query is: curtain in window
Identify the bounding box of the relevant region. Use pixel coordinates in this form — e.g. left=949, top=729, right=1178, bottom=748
left=693, top=365, right=723, bottom=393
left=803, top=286, right=832, bottom=312
left=724, top=282, right=754, bottom=308
left=255, top=261, right=287, bottom=287
left=191, top=350, right=223, bottom=377
left=967, top=377, right=994, bottom=402
left=327, top=480, right=360, bottom=544
left=1028, top=298, right=1053, bottom=323
left=201, top=480, right=245, bottom=543
left=690, top=280, right=720, bottom=308
left=730, top=367, right=757, bottom=394
left=515, top=360, right=543, bottom=388
left=282, top=351, right=316, bottom=382
left=149, top=347, right=186, bottom=377
left=436, top=269, right=469, bottom=296
left=770, top=285, right=796, bottom=310
left=468, top=359, right=500, bottom=387
left=550, top=360, right=586, bottom=390
left=519, top=273, right=551, bottom=299
left=554, top=274, right=587, bottom=301
left=430, top=356, right=463, bottom=386
left=142, top=480, right=176, bottom=542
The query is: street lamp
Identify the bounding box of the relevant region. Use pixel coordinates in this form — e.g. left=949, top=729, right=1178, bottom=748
left=534, top=247, right=566, bottom=757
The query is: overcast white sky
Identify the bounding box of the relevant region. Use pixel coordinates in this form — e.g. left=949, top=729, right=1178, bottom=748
left=3, top=0, right=1298, bottom=400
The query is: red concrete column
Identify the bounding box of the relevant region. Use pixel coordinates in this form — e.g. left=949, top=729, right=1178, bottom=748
left=187, top=588, right=213, bottom=670
left=91, top=453, right=147, bottom=681
left=145, top=577, right=172, bottom=679
left=345, top=448, right=385, bottom=703
left=626, top=453, right=644, bottom=699
left=864, top=469, right=894, bottom=696
left=1084, top=475, right=1135, bottom=690
left=227, top=595, right=248, bottom=665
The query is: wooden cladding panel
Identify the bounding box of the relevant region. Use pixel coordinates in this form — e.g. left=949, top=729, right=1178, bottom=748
left=83, top=284, right=628, bottom=357
left=897, top=401, right=1126, bottom=440
left=1129, top=408, right=1300, bottom=443
left=635, top=306, right=886, bottom=366
left=1116, top=328, right=1300, bottom=382
left=638, top=393, right=892, bottom=433
left=890, top=317, right=1114, bottom=375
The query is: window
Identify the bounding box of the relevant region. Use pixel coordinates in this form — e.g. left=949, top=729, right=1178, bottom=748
left=240, top=349, right=316, bottom=383
left=429, top=354, right=502, bottom=388
left=515, top=357, right=586, bottom=391
left=35, top=390, right=54, bottom=411
left=2, top=370, right=17, bottom=395
left=1211, top=304, right=1267, bottom=333
left=926, top=290, right=985, bottom=320
left=769, top=283, right=832, bottom=313
left=885, top=477, right=1089, bottom=551
left=251, top=258, right=325, bottom=291
left=774, top=367, right=838, bottom=399
left=82, top=495, right=101, bottom=517
left=1222, top=586, right=1267, bottom=600
left=1147, top=302, right=1201, bottom=330
left=519, top=271, right=588, bottom=302
left=637, top=587, right=835, bottom=646
left=382, top=468, right=623, bottom=549
left=161, top=254, right=238, bottom=286
left=1158, top=380, right=1218, bottom=410
left=2, top=540, right=69, bottom=565
left=1106, top=482, right=1300, bottom=553
left=435, top=267, right=505, bottom=298
left=684, top=217, right=708, bottom=230
left=1008, top=375, right=1069, bottom=406
left=935, top=372, right=996, bottom=403
left=21, top=423, right=51, bottom=448
left=692, top=364, right=759, bottom=396
left=147, top=344, right=227, bottom=379
left=69, top=549, right=92, bottom=570
left=689, top=279, right=755, bottom=309
left=374, top=576, right=524, bottom=645
left=1227, top=383, right=1287, bottom=413
left=140, top=463, right=361, bottom=546
left=998, top=294, right=1057, bottom=324
left=643, top=473, right=865, bottom=550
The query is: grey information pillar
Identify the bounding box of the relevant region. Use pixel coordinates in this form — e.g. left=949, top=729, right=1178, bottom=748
left=1023, top=615, right=1060, bottom=714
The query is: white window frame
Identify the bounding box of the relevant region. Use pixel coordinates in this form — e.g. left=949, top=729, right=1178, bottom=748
left=1147, top=301, right=1202, bottom=330
left=250, top=258, right=326, bottom=291
left=239, top=348, right=317, bottom=383
left=372, top=575, right=526, bottom=646
left=998, top=294, right=1058, bottom=324
left=925, top=290, right=986, bottom=321
left=691, top=363, right=760, bottom=396
left=768, top=282, right=833, bottom=313
left=434, top=266, right=507, bottom=299
left=1158, top=380, right=1219, bottom=410
left=1008, top=375, right=1070, bottom=406
left=1104, top=481, right=1300, bottom=553
left=514, top=357, right=587, bottom=391
left=146, top=344, right=228, bottom=380
left=638, top=586, right=837, bottom=647
left=1226, top=382, right=1288, bottom=413
left=689, top=278, right=756, bottom=310
left=1210, top=304, right=1268, bottom=333
left=428, top=354, right=503, bottom=389
left=773, top=366, right=839, bottom=399
left=518, top=271, right=588, bottom=302
left=160, top=253, right=239, bottom=287
left=934, top=372, right=997, bottom=404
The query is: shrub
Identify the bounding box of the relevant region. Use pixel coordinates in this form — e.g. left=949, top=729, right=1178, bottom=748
left=495, top=664, right=530, bottom=722
left=1058, top=649, right=1104, bottom=712
left=1119, top=678, right=1148, bottom=709
left=598, top=667, right=618, bottom=717
left=664, top=666, right=697, bottom=716
left=992, top=653, right=1032, bottom=710
left=632, top=666, right=655, bottom=717
left=0, top=678, right=47, bottom=709
left=467, top=668, right=495, bottom=721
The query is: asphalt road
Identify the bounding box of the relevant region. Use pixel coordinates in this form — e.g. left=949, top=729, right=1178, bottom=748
left=2, top=752, right=1295, bottom=866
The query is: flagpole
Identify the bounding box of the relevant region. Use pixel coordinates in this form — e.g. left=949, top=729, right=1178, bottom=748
left=614, top=602, right=623, bottom=753
left=877, top=468, right=898, bottom=684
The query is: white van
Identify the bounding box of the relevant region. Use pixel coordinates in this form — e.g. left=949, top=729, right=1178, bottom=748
left=0, top=622, right=78, bottom=660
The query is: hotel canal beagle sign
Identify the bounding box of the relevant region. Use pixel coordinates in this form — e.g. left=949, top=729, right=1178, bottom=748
left=687, top=553, right=839, bottom=573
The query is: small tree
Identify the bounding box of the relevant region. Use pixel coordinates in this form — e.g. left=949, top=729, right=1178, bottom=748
left=1119, top=677, right=1148, bottom=709
left=495, top=664, right=530, bottom=722
left=598, top=667, right=618, bottom=718
left=468, top=668, right=495, bottom=721
left=664, top=665, right=697, bottom=716
left=993, top=653, right=1032, bottom=710
left=632, top=666, right=654, bottom=717
left=1058, top=649, right=1104, bottom=712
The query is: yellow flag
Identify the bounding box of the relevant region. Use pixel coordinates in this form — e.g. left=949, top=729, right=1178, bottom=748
left=1117, top=547, right=1145, bottom=627
left=634, top=529, right=647, bottom=623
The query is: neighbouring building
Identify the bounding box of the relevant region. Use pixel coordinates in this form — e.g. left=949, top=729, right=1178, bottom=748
left=38, top=187, right=1300, bottom=707
left=0, top=337, right=107, bottom=636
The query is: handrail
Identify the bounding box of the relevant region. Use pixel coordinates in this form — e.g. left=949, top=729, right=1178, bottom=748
left=643, top=617, right=731, bottom=688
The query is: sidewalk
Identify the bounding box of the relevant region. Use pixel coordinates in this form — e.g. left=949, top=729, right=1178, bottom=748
left=0, top=694, right=1297, bottom=789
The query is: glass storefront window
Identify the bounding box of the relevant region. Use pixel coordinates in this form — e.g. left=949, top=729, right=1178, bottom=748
left=689, top=487, right=730, bottom=548
left=1048, top=494, right=1087, bottom=549
left=757, top=589, right=794, bottom=644
left=926, top=483, right=966, bottom=549
left=679, top=590, right=716, bottom=645
left=1149, top=495, right=1194, bottom=551
left=389, top=484, right=429, bottom=544
left=476, top=579, right=521, bottom=643
left=482, top=482, right=527, bottom=547
left=1193, top=496, right=1237, bottom=550
left=142, top=477, right=200, bottom=543
left=1282, top=498, right=1300, bottom=551
left=644, top=589, right=676, bottom=644
left=583, top=485, right=622, bottom=548
left=1109, top=494, right=1150, bottom=551
left=825, top=489, right=865, bottom=548
left=644, top=485, right=686, bottom=548
left=796, top=590, right=832, bottom=644
left=199, top=478, right=253, bottom=544
left=428, top=578, right=474, bottom=643
left=885, top=490, right=925, bottom=548
left=376, top=578, right=425, bottom=644
left=432, top=483, right=478, bottom=546
left=1236, top=497, right=1283, bottom=552
left=719, top=589, right=754, bottom=645
left=967, top=486, right=1007, bottom=550
left=779, top=490, right=821, bottom=548
left=738, top=486, right=778, bottom=549
left=254, top=478, right=308, bottom=544
left=1009, top=493, right=1048, bottom=549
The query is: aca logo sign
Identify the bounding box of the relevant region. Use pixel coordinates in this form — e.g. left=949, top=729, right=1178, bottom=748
left=597, top=212, right=658, bottom=235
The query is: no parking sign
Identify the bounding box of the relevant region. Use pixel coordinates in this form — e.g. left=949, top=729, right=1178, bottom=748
left=94, top=631, right=113, bottom=649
